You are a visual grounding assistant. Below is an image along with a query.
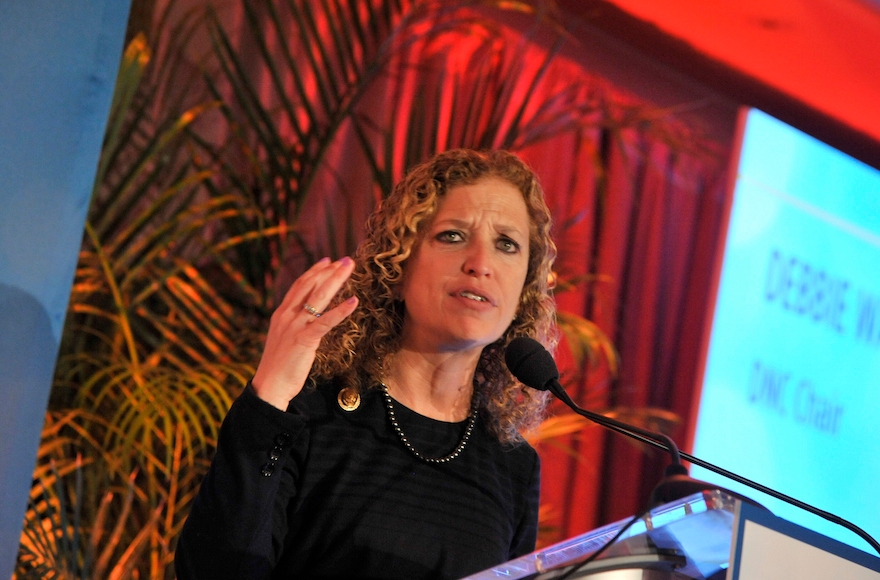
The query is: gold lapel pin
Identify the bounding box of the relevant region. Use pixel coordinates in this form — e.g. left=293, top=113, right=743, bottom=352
left=337, top=386, right=360, bottom=411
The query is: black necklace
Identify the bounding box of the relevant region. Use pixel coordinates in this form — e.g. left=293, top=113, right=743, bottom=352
left=380, top=383, right=477, bottom=463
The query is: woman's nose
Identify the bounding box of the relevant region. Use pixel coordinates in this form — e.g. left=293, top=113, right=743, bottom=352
left=462, top=243, right=492, bottom=276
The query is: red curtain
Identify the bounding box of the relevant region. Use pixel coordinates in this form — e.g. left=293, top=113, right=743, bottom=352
left=520, top=126, right=732, bottom=542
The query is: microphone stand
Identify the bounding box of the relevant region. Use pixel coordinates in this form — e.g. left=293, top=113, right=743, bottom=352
left=545, top=378, right=880, bottom=555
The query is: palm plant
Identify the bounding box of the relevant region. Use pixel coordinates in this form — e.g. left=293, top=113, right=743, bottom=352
left=17, top=28, right=248, bottom=578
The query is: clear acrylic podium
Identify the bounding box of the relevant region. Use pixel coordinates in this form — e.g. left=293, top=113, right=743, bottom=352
left=461, top=490, right=880, bottom=579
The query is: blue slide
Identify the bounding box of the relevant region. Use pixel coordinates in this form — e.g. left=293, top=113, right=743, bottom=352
left=691, top=108, right=880, bottom=553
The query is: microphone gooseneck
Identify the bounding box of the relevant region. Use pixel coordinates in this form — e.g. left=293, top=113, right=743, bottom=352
left=505, top=337, right=688, bottom=472
left=505, top=336, right=880, bottom=555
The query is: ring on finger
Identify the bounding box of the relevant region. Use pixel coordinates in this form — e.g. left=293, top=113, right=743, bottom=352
left=303, top=303, right=322, bottom=318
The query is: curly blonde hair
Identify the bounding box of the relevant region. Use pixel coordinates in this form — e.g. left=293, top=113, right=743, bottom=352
left=312, top=149, right=557, bottom=443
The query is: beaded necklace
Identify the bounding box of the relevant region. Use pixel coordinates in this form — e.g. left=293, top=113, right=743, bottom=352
left=380, top=383, right=477, bottom=464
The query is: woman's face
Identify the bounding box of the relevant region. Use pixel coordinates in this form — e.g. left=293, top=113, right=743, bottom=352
left=399, top=177, right=531, bottom=354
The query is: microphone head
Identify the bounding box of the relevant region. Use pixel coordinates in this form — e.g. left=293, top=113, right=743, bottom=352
left=505, top=337, right=559, bottom=391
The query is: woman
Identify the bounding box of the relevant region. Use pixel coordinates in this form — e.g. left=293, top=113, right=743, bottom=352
left=175, top=149, right=558, bottom=579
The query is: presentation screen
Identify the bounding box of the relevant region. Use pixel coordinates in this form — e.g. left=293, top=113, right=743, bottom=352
left=689, top=108, right=880, bottom=554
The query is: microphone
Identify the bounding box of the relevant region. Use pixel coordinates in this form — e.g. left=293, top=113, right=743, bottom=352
left=505, top=337, right=880, bottom=555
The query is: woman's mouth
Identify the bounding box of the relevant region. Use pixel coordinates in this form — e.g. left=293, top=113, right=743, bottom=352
left=459, top=290, right=489, bottom=303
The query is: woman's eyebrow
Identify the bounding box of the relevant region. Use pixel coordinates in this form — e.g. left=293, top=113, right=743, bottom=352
left=495, top=222, right=528, bottom=240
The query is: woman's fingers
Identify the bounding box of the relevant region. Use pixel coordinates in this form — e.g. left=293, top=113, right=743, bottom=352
left=252, top=257, right=358, bottom=410
left=276, top=256, right=332, bottom=312
left=295, top=256, right=355, bottom=318
left=278, top=256, right=354, bottom=318
left=307, top=294, right=359, bottom=331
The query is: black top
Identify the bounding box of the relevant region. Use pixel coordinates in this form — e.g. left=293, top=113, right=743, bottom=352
left=175, top=381, right=540, bottom=580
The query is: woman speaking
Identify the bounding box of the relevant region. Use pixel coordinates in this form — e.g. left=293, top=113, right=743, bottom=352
left=175, top=149, right=558, bottom=579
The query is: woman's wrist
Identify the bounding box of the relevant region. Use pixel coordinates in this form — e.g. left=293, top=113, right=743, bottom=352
left=251, top=375, right=303, bottom=411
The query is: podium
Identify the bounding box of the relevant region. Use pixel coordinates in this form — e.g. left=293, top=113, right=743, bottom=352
left=462, top=490, right=880, bottom=579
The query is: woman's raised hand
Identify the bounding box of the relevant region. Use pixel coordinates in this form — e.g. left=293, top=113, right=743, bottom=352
left=251, top=257, right=359, bottom=410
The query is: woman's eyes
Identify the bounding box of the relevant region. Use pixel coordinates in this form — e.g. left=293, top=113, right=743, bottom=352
left=436, top=230, right=464, bottom=243
left=497, top=237, right=521, bottom=254
left=435, top=230, right=521, bottom=253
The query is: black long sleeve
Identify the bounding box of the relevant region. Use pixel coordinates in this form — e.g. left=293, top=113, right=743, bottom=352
left=175, top=382, right=540, bottom=580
